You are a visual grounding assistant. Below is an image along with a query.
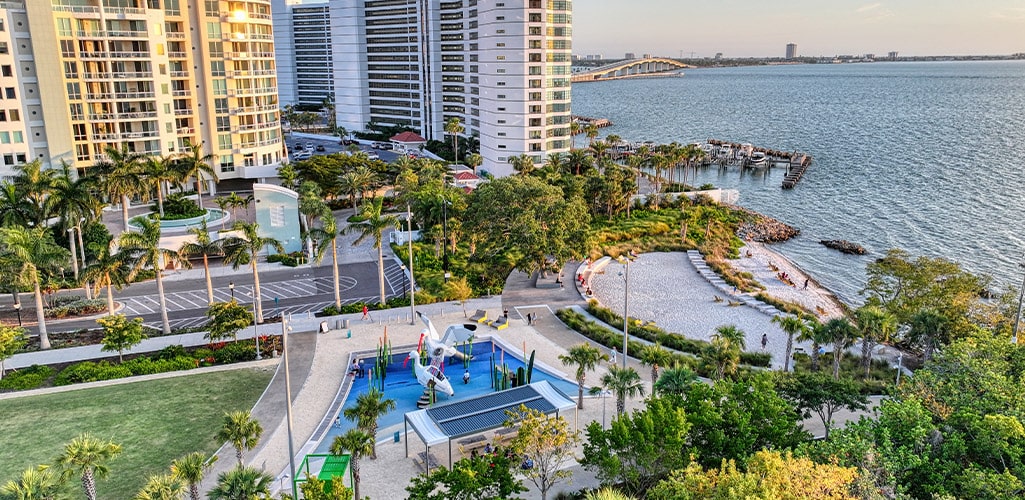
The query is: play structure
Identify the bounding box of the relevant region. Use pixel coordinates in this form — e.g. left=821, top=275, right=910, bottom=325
left=294, top=453, right=352, bottom=495
left=401, top=313, right=477, bottom=401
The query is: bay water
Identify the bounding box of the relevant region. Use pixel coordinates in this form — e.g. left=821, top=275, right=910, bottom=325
left=571, top=61, right=1025, bottom=304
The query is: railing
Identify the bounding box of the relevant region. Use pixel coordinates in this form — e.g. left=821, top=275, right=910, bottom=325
left=109, top=51, right=151, bottom=59
left=235, top=122, right=276, bottom=132
left=0, top=1, right=26, bottom=10
left=83, top=72, right=112, bottom=80
left=170, top=71, right=189, bottom=78
left=176, top=127, right=195, bottom=135
left=103, top=6, right=146, bottom=15
left=174, top=109, right=193, bottom=116
left=172, top=89, right=191, bottom=97
left=85, top=93, right=116, bottom=100
left=166, top=32, right=186, bottom=40
left=226, top=69, right=276, bottom=77
left=114, top=91, right=155, bottom=99
left=79, top=51, right=109, bottom=58
left=120, top=111, right=158, bottom=119
left=231, top=104, right=277, bottom=115
left=74, top=30, right=104, bottom=38
left=114, top=71, right=153, bottom=79
left=107, top=30, right=148, bottom=38
left=52, top=5, right=100, bottom=14
left=167, top=51, right=188, bottom=58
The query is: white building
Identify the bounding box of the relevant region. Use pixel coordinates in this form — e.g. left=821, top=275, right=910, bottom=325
left=276, top=0, right=573, bottom=177
left=0, top=0, right=284, bottom=182
left=786, top=43, right=798, bottom=59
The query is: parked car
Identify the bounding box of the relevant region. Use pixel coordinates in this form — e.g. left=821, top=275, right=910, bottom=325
left=379, top=142, right=394, bottom=150
left=315, top=144, right=325, bottom=152
left=340, top=138, right=356, bottom=145
left=294, top=151, right=311, bottom=160
left=365, top=151, right=380, bottom=160
left=370, top=142, right=384, bottom=149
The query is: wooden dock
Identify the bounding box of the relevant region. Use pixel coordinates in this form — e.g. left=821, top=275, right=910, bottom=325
left=781, top=153, right=812, bottom=189
left=572, top=115, right=613, bottom=134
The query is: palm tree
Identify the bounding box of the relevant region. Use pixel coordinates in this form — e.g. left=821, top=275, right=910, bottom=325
left=796, top=319, right=830, bottom=372
left=54, top=434, right=122, bottom=500
left=445, top=117, right=465, bottom=163
left=855, top=305, right=896, bottom=378
left=0, top=182, right=33, bottom=227
left=119, top=218, right=187, bottom=335
left=330, top=429, right=374, bottom=500
left=507, top=153, right=536, bottom=176
left=569, top=120, right=581, bottom=149
left=566, top=149, right=594, bottom=176
left=216, top=410, right=263, bottom=466
left=221, top=221, right=283, bottom=323
left=341, top=198, right=398, bottom=305
left=310, top=210, right=343, bottom=309
left=1, top=465, right=63, bottom=500
left=135, top=474, right=185, bottom=500
left=225, top=192, right=249, bottom=221
left=823, top=318, right=859, bottom=379
left=143, top=154, right=179, bottom=217
left=771, top=315, right=808, bottom=372
left=81, top=241, right=132, bottom=316
left=342, top=388, right=396, bottom=459
left=605, top=134, right=622, bottom=161
left=639, top=343, right=673, bottom=388
left=653, top=365, right=698, bottom=397
left=170, top=452, right=216, bottom=500
left=909, top=308, right=949, bottom=363
left=178, top=141, right=218, bottom=210
left=298, top=181, right=327, bottom=258
left=213, top=196, right=232, bottom=230
left=0, top=226, right=69, bottom=350
left=706, top=336, right=739, bottom=380
left=558, top=343, right=607, bottom=409
left=207, top=466, right=272, bottom=500
left=96, top=145, right=145, bottom=232
left=585, top=488, right=637, bottom=500
left=11, top=160, right=57, bottom=227
left=590, top=140, right=610, bottom=160
left=465, top=152, right=483, bottom=175
left=714, top=324, right=746, bottom=351
left=178, top=220, right=222, bottom=304
left=50, top=161, right=102, bottom=299
left=584, top=122, right=599, bottom=146
left=599, top=365, right=645, bottom=416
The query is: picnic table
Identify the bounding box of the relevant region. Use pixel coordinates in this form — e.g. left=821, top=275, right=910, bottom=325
left=413, top=451, right=442, bottom=472
left=457, top=435, right=489, bottom=455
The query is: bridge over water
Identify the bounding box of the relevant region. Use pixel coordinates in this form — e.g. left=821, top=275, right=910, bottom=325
left=571, top=57, right=690, bottom=83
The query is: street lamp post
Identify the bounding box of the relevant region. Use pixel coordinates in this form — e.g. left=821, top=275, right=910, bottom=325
left=247, top=292, right=261, bottom=360
left=1013, top=260, right=1025, bottom=344
left=617, top=252, right=635, bottom=369
left=400, top=264, right=409, bottom=299
left=13, top=303, right=22, bottom=326
left=441, top=198, right=450, bottom=282
left=67, top=227, right=80, bottom=295
left=229, top=282, right=235, bottom=301
left=282, top=315, right=298, bottom=500
left=407, top=204, right=416, bottom=325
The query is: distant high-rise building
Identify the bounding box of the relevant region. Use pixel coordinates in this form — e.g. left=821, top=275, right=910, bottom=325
left=888, top=51, right=899, bottom=61
left=625, top=52, right=636, bottom=59
left=786, top=43, right=798, bottom=59
left=714, top=52, right=723, bottom=60
left=275, top=0, right=573, bottom=177
left=1, top=0, right=284, bottom=181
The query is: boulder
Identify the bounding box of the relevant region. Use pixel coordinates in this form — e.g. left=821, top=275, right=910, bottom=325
left=819, top=240, right=867, bottom=255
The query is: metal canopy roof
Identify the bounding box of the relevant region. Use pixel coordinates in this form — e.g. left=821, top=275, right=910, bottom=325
left=404, top=380, right=576, bottom=448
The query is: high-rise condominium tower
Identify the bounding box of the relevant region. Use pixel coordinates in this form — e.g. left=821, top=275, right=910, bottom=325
left=275, top=0, right=573, bottom=177
left=0, top=0, right=283, bottom=182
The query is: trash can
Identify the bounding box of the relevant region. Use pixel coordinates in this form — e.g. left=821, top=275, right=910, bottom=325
left=319, top=321, right=328, bottom=333
left=335, top=319, right=342, bottom=330
left=394, top=431, right=401, bottom=443
left=342, top=319, right=350, bottom=328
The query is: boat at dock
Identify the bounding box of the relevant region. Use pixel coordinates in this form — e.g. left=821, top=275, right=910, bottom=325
left=747, top=151, right=767, bottom=167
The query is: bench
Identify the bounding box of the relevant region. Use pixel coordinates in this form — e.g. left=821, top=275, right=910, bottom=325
left=489, top=316, right=509, bottom=330
left=413, top=451, right=442, bottom=472
left=494, top=426, right=519, bottom=444
left=469, top=309, right=488, bottom=323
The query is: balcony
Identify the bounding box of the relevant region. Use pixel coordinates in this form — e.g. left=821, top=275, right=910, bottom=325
left=174, top=109, right=193, bottom=116
left=107, top=30, right=148, bottom=38
left=176, top=127, right=195, bottom=135
left=119, top=111, right=158, bottom=119
left=109, top=51, right=151, bottom=59
left=52, top=5, right=100, bottom=14
left=103, top=6, right=146, bottom=16
left=79, top=51, right=109, bottom=59
left=166, top=32, right=186, bottom=40
left=114, top=91, right=155, bottom=99
left=226, top=69, right=276, bottom=77
left=230, top=104, right=277, bottom=115
left=172, top=89, right=191, bottom=97
left=74, top=30, right=105, bottom=38
left=170, top=71, right=189, bottom=78
left=114, top=71, right=153, bottom=79
left=167, top=51, right=188, bottom=59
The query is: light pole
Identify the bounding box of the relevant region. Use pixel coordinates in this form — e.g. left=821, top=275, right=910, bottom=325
left=247, top=292, right=261, bottom=360
left=616, top=251, right=636, bottom=369
left=229, top=282, right=235, bottom=301
left=407, top=203, right=416, bottom=325
left=281, top=315, right=298, bottom=500
left=1013, top=260, right=1025, bottom=344
left=67, top=227, right=80, bottom=295
left=400, top=264, right=409, bottom=299
left=441, top=198, right=450, bottom=282
left=13, top=303, right=22, bottom=326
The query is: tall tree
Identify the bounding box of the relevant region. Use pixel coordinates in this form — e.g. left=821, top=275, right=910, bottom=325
left=823, top=317, right=859, bottom=379
left=207, top=466, right=272, bottom=500
left=341, top=197, right=398, bottom=305
left=908, top=308, right=950, bottom=362
left=221, top=221, right=283, bottom=323
left=598, top=365, right=645, bottom=416
left=177, top=220, right=222, bottom=304
left=134, top=474, right=185, bottom=500
left=465, top=153, right=483, bottom=175
left=772, top=314, right=809, bottom=372
left=97, top=314, right=145, bottom=362
left=584, top=123, right=599, bottom=146
left=559, top=343, right=608, bottom=409
left=507, top=154, right=536, bottom=176
left=50, top=161, right=102, bottom=299
left=0, top=226, right=70, bottom=350
left=96, top=145, right=145, bottom=232
left=639, top=343, right=672, bottom=389
left=54, top=434, right=123, bottom=500
left=505, top=405, right=581, bottom=500
left=119, top=217, right=186, bottom=335
left=855, top=305, right=896, bottom=378
left=330, top=430, right=374, bottom=500
left=216, top=410, right=263, bottom=466
left=342, top=388, right=396, bottom=459
left=777, top=372, right=868, bottom=439
left=310, top=208, right=343, bottom=309
left=569, top=121, right=581, bottom=149
left=797, top=319, right=831, bottom=372
left=653, top=365, right=698, bottom=397
left=81, top=241, right=132, bottom=315
left=143, top=154, right=179, bottom=217
left=445, top=117, right=465, bottom=163
left=11, top=160, right=57, bottom=227
left=205, top=301, right=253, bottom=342
left=178, top=141, right=218, bottom=210
left=170, top=452, right=216, bottom=500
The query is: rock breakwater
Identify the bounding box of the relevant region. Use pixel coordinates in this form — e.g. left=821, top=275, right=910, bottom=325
left=820, top=240, right=867, bottom=255
left=733, top=207, right=800, bottom=243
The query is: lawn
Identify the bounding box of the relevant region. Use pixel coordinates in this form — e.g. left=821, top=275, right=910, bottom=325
left=0, top=367, right=275, bottom=498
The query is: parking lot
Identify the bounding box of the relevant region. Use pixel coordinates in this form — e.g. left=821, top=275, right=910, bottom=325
left=286, top=135, right=407, bottom=164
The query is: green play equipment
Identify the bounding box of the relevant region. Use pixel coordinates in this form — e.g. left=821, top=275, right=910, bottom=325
left=295, top=453, right=353, bottom=497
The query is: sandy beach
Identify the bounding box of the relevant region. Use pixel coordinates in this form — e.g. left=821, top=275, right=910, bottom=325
left=730, top=241, right=847, bottom=320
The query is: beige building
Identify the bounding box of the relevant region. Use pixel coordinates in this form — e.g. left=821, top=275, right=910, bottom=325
left=0, top=0, right=283, bottom=182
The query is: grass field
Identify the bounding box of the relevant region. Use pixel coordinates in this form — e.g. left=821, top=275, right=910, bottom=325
left=0, top=367, right=275, bottom=499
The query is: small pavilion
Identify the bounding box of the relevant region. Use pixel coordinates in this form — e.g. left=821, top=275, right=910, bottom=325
left=389, top=131, right=427, bottom=152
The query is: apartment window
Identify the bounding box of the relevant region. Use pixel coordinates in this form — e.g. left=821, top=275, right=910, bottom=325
left=212, top=79, right=226, bottom=96
left=497, top=94, right=506, bottom=99
left=529, top=118, right=541, bottom=126
left=496, top=43, right=505, bottom=47
left=165, top=122, right=173, bottom=133
left=0, top=19, right=5, bottom=31
left=210, top=61, right=225, bottom=76
left=529, top=79, right=542, bottom=88
left=204, top=1, right=219, bottom=16
left=0, top=110, right=5, bottom=121
left=0, top=132, right=9, bottom=144
left=13, top=131, right=22, bottom=143
left=66, top=83, right=80, bottom=100
left=218, top=134, right=231, bottom=150
left=496, top=16, right=504, bottom=21
left=530, top=143, right=542, bottom=151
left=2, top=154, right=10, bottom=165
left=16, top=153, right=25, bottom=163
left=497, top=107, right=506, bottom=111
left=214, top=98, right=228, bottom=114
left=5, top=88, right=14, bottom=99
left=529, top=66, right=542, bottom=75
left=497, top=69, right=505, bottom=73
left=529, top=40, right=541, bottom=49
left=496, top=30, right=505, bottom=34
left=529, top=27, right=542, bottom=36
left=496, top=56, right=505, bottom=60
left=529, top=0, right=542, bottom=7
left=529, top=53, right=542, bottom=62
left=497, top=119, right=506, bottom=124
left=56, top=18, right=71, bottom=36
left=1, top=65, right=11, bottom=77
left=216, top=116, right=230, bottom=131
left=219, top=155, right=235, bottom=173
left=0, top=43, right=8, bottom=55
left=497, top=144, right=506, bottom=149
left=497, top=132, right=506, bottom=137
left=497, top=81, right=506, bottom=86
left=9, top=109, right=19, bottom=121
left=529, top=105, right=542, bottom=113
left=529, top=92, right=542, bottom=101
left=161, top=83, right=169, bottom=95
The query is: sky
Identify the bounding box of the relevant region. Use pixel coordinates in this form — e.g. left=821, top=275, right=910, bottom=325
left=572, top=1, right=1025, bottom=58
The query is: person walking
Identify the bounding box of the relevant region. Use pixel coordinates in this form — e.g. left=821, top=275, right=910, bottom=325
left=361, top=304, right=370, bottom=321
left=610, top=346, right=618, bottom=365
left=761, top=333, right=768, bottom=350
left=803, top=278, right=809, bottom=289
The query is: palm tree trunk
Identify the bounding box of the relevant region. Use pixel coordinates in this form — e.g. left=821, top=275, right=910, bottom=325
left=195, top=176, right=204, bottom=210
left=784, top=334, right=794, bottom=372
left=377, top=244, right=386, bottom=304
left=156, top=257, right=170, bottom=335
left=616, top=396, right=625, bottom=416
left=106, top=282, right=115, bottom=315
left=833, top=350, right=842, bottom=379
left=121, top=194, right=131, bottom=232
left=576, top=380, right=584, bottom=409
left=77, top=224, right=92, bottom=300
left=156, top=183, right=165, bottom=216
left=861, top=338, right=872, bottom=377
left=189, top=484, right=200, bottom=500
left=811, top=342, right=820, bottom=371
left=83, top=470, right=97, bottom=500
left=252, top=262, right=264, bottom=323
left=352, top=463, right=360, bottom=500
left=203, top=254, right=214, bottom=304
left=332, top=237, right=341, bottom=309
left=34, top=279, right=50, bottom=350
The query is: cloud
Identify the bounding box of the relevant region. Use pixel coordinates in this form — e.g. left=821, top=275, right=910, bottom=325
left=856, top=3, right=882, bottom=13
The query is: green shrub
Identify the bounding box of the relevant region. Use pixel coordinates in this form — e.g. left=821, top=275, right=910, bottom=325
left=154, top=193, right=204, bottom=220
left=44, top=298, right=107, bottom=319
left=0, top=365, right=55, bottom=391
left=739, top=351, right=772, bottom=368
left=122, top=356, right=197, bottom=376
left=212, top=341, right=256, bottom=364
left=157, top=344, right=189, bottom=360
left=320, top=304, right=341, bottom=316
left=268, top=251, right=304, bottom=267
left=54, top=361, right=132, bottom=386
